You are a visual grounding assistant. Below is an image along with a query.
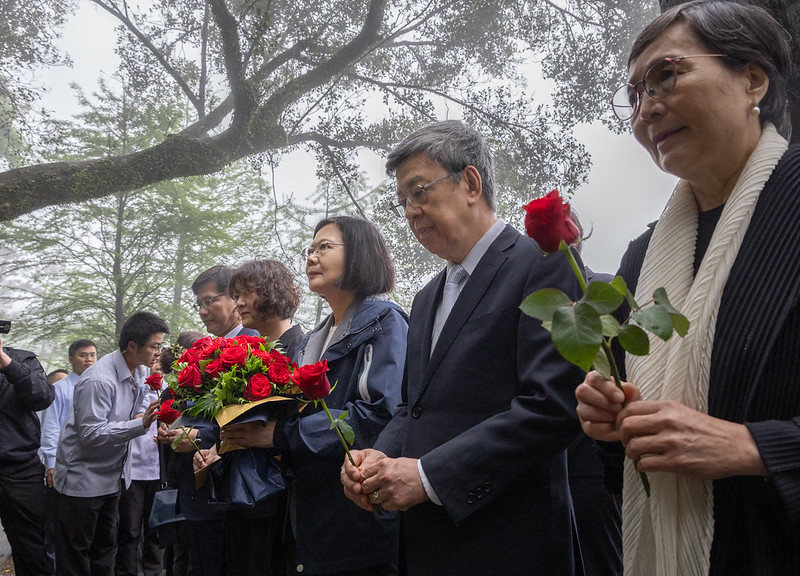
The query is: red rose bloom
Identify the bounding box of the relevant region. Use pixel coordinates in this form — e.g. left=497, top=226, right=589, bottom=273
left=291, top=360, right=331, bottom=400
left=178, top=348, right=200, bottom=365
left=522, top=189, right=580, bottom=253
left=267, top=362, right=291, bottom=384
left=203, top=358, right=226, bottom=378
left=244, top=373, right=273, bottom=401
left=145, top=373, right=163, bottom=392
left=154, top=399, right=181, bottom=424
left=251, top=348, right=272, bottom=363
left=176, top=363, right=203, bottom=393
left=220, top=344, right=247, bottom=367
left=270, top=349, right=290, bottom=362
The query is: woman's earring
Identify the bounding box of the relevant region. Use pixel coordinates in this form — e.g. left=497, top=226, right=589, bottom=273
left=751, top=101, right=761, bottom=116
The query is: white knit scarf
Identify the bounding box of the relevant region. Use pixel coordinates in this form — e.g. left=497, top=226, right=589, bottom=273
left=622, top=124, right=787, bottom=576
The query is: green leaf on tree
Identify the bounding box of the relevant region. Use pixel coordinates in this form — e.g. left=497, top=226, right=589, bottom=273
left=551, top=301, right=603, bottom=371
left=618, top=324, right=650, bottom=356
left=520, top=288, right=573, bottom=322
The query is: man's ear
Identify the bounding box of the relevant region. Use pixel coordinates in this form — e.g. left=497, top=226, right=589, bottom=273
left=463, top=166, right=483, bottom=206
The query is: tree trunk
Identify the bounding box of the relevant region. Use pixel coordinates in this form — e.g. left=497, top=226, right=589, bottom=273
left=658, top=0, right=800, bottom=144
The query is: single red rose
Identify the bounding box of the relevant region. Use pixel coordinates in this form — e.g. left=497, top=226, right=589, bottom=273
left=176, top=363, right=203, bottom=393
left=219, top=344, right=247, bottom=367
left=145, top=373, right=163, bottom=392
left=244, top=373, right=273, bottom=401
left=291, top=360, right=331, bottom=400
left=251, top=348, right=272, bottom=363
left=178, top=347, right=200, bottom=365
left=203, top=358, right=226, bottom=378
left=154, top=399, right=181, bottom=424
left=522, top=189, right=580, bottom=253
left=269, top=348, right=290, bottom=363
left=267, top=362, right=291, bottom=384
left=200, top=338, right=226, bottom=359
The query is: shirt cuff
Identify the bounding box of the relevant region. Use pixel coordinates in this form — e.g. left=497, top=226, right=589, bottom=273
left=417, top=459, right=442, bottom=506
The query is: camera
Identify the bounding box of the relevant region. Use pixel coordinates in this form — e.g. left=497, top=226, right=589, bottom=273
left=0, top=320, right=10, bottom=334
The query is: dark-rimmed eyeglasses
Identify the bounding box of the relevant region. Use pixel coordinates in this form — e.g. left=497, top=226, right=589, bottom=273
left=137, top=342, right=164, bottom=352
left=192, top=293, right=227, bottom=311
left=302, top=241, right=345, bottom=258
left=610, top=54, right=726, bottom=121
left=388, top=169, right=463, bottom=218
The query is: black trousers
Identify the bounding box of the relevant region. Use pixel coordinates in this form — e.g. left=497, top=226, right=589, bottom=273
left=55, top=487, right=121, bottom=576
left=115, top=479, right=164, bottom=576
left=0, top=460, right=52, bottom=576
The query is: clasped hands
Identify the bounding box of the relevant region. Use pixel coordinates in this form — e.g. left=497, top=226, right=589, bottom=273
left=341, top=449, right=429, bottom=512
left=575, top=371, right=766, bottom=479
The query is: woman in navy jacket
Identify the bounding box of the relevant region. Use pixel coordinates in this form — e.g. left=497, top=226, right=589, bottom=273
left=220, top=216, right=407, bottom=575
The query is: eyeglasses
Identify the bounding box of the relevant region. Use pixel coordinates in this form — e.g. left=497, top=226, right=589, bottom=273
left=192, top=293, right=227, bottom=311
left=302, top=241, right=345, bottom=258
left=138, top=342, right=163, bottom=352
left=610, top=54, right=726, bottom=121
left=389, top=169, right=463, bottom=218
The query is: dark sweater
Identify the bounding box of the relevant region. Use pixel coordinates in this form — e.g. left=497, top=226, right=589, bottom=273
left=609, top=145, right=800, bottom=575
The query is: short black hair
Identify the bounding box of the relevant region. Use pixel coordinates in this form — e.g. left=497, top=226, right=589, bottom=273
left=629, top=0, right=792, bottom=138
left=68, top=339, right=96, bottom=357
left=47, top=369, right=69, bottom=383
left=191, top=265, right=234, bottom=295
left=313, top=216, right=395, bottom=297
left=229, top=260, right=300, bottom=320
left=118, top=311, right=170, bottom=352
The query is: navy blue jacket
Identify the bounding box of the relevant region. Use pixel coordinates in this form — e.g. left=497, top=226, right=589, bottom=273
left=275, top=296, right=408, bottom=575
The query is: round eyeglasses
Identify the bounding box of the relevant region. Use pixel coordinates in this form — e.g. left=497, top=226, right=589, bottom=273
left=610, top=54, right=726, bottom=121
left=388, top=169, right=463, bottom=218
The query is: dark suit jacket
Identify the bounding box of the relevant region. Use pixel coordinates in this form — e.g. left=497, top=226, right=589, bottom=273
left=612, top=145, right=800, bottom=575
left=375, top=224, right=585, bottom=576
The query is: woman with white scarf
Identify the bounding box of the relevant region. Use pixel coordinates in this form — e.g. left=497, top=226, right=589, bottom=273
left=575, top=2, right=799, bottom=575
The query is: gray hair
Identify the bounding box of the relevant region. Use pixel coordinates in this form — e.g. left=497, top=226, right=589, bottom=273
left=629, top=0, right=793, bottom=138
left=385, top=120, right=497, bottom=211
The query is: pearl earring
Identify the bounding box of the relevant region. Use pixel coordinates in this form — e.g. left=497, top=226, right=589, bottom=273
left=751, top=102, right=761, bottom=116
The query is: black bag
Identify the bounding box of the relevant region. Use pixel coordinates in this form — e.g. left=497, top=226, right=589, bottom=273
left=207, top=448, right=289, bottom=511
left=149, top=487, right=186, bottom=547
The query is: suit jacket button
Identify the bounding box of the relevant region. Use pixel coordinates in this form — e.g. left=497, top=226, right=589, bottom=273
left=482, top=482, right=492, bottom=493
left=466, top=493, right=476, bottom=504
left=474, top=487, right=484, bottom=499
left=411, top=405, right=422, bottom=418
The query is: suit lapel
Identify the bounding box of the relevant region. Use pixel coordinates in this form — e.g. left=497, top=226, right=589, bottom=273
left=414, top=227, right=517, bottom=402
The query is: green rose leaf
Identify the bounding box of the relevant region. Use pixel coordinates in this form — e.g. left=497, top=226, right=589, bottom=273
left=633, top=305, right=673, bottom=340
left=592, top=345, right=612, bottom=380
left=331, top=418, right=355, bottom=447
left=609, top=275, right=628, bottom=296
left=652, top=287, right=691, bottom=337
left=520, top=288, right=573, bottom=322
left=670, top=313, right=690, bottom=337
left=618, top=324, right=650, bottom=355
left=600, top=314, right=620, bottom=338
left=582, top=281, right=625, bottom=315
left=551, top=301, right=603, bottom=371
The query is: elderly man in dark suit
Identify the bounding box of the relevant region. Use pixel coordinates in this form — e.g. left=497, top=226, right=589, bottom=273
left=342, top=120, right=587, bottom=575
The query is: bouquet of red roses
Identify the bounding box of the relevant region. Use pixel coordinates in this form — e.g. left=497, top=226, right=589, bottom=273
left=166, top=334, right=302, bottom=423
